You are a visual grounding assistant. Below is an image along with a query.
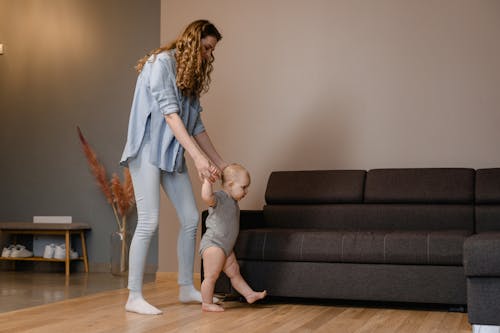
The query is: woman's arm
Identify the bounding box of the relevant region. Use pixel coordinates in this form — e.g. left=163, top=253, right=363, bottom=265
left=194, top=130, right=228, bottom=172
left=164, top=113, right=218, bottom=182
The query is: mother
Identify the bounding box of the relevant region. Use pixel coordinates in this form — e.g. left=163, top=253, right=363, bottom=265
left=120, top=20, right=227, bottom=315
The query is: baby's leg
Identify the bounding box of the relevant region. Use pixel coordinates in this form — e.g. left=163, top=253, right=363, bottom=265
left=201, top=247, right=226, bottom=312
left=223, top=252, right=266, bottom=304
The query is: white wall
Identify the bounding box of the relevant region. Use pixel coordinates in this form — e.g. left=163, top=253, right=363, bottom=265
left=159, top=0, right=500, bottom=272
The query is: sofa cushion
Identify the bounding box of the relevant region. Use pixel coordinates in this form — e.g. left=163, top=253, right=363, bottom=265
left=235, top=229, right=470, bottom=265
left=265, top=170, right=366, bottom=204
left=463, top=232, right=500, bottom=276
left=364, top=168, right=475, bottom=204
left=475, top=206, right=500, bottom=232
left=263, top=204, right=474, bottom=231
left=476, top=168, right=500, bottom=203
left=475, top=169, right=500, bottom=232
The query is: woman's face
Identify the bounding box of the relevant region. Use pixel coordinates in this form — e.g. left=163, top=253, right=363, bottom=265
left=201, top=35, right=218, bottom=61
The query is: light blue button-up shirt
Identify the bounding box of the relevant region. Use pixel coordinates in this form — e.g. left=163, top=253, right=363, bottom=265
left=120, top=50, right=205, bottom=172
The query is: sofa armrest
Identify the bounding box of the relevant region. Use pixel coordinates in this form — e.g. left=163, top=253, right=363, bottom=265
left=464, top=232, right=500, bottom=326
left=464, top=232, right=500, bottom=276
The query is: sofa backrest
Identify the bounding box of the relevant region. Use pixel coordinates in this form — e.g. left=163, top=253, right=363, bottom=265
left=263, top=168, right=475, bottom=232
left=364, top=168, right=475, bottom=204
left=475, top=168, right=500, bottom=232
left=265, top=170, right=366, bottom=204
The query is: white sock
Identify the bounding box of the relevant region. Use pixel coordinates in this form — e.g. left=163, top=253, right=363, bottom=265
left=125, top=290, right=163, bottom=315
left=179, top=284, right=219, bottom=303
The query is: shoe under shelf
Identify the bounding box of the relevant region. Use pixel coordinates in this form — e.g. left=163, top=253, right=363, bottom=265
left=0, top=222, right=91, bottom=276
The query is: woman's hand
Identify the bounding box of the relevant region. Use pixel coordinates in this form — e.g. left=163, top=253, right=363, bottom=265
left=194, top=155, right=219, bottom=183
left=193, top=131, right=227, bottom=176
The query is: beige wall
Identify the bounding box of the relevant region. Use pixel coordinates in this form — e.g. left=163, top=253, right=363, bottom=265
left=158, top=0, right=500, bottom=272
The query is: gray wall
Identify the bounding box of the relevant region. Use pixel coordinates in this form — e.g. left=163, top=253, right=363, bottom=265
left=0, top=0, right=160, bottom=269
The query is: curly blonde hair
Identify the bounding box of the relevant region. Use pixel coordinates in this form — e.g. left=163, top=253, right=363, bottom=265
left=135, top=20, right=222, bottom=98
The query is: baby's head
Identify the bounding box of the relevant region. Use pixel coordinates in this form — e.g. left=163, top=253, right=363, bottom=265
left=222, top=164, right=250, bottom=201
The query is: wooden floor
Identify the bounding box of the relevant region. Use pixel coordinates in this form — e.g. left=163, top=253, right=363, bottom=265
left=0, top=270, right=154, bottom=313
left=0, top=273, right=472, bottom=333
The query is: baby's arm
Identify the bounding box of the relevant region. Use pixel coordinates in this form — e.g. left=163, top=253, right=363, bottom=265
left=201, top=178, right=217, bottom=207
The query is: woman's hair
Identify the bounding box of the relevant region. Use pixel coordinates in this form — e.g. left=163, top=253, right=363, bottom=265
left=135, top=19, right=222, bottom=98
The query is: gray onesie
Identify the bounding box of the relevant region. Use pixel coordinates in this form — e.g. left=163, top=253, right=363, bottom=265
left=199, top=191, right=240, bottom=257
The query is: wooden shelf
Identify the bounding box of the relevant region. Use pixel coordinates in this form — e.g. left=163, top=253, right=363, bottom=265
left=0, top=256, right=84, bottom=262
left=0, top=222, right=91, bottom=276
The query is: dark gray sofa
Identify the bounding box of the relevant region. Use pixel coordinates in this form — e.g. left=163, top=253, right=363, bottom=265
left=204, top=168, right=479, bottom=306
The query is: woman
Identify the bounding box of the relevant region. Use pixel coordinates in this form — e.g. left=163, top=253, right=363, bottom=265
left=120, top=20, right=227, bottom=315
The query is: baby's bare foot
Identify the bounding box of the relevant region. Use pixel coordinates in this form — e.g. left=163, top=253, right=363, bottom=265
left=245, top=290, right=267, bottom=304
left=202, top=303, right=225, bottom=312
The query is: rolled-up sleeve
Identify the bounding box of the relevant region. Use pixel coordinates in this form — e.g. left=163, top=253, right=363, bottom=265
left=150, top=58, right=179, bottom=115
left=193, top=112, right=205, bottom=136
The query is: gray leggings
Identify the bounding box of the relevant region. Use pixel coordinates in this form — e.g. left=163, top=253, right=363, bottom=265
left=127, top=139, right=198, bottom=291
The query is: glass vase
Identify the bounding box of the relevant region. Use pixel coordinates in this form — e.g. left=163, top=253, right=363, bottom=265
left=110, top=230, right=131, bottom=276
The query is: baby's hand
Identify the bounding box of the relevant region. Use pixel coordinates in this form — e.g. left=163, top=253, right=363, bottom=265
left=209, top=164, right=220, bottom=180
left=204, top=174, right=215, bottom=184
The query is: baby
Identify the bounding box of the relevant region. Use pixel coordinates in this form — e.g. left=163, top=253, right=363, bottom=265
left=199, top=163, right=267, bottom=312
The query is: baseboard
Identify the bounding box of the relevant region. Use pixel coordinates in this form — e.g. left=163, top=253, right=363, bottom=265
left=156, top=272, right=201, bottom=283
left=90, top=262, right=157, bottom=274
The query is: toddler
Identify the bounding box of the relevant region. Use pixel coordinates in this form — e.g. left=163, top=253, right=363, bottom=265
left=199, top=163, right=266, bottom=312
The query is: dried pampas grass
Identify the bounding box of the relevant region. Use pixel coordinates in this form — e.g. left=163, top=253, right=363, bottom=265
left=77, top=126, right=135, bottom=232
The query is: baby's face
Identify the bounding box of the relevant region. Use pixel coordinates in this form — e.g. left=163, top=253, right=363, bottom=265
left=228, top=173, right=250, bottom=201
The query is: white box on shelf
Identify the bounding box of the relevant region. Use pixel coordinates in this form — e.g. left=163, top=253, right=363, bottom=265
left=33, top=216, right=72, bottom=224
